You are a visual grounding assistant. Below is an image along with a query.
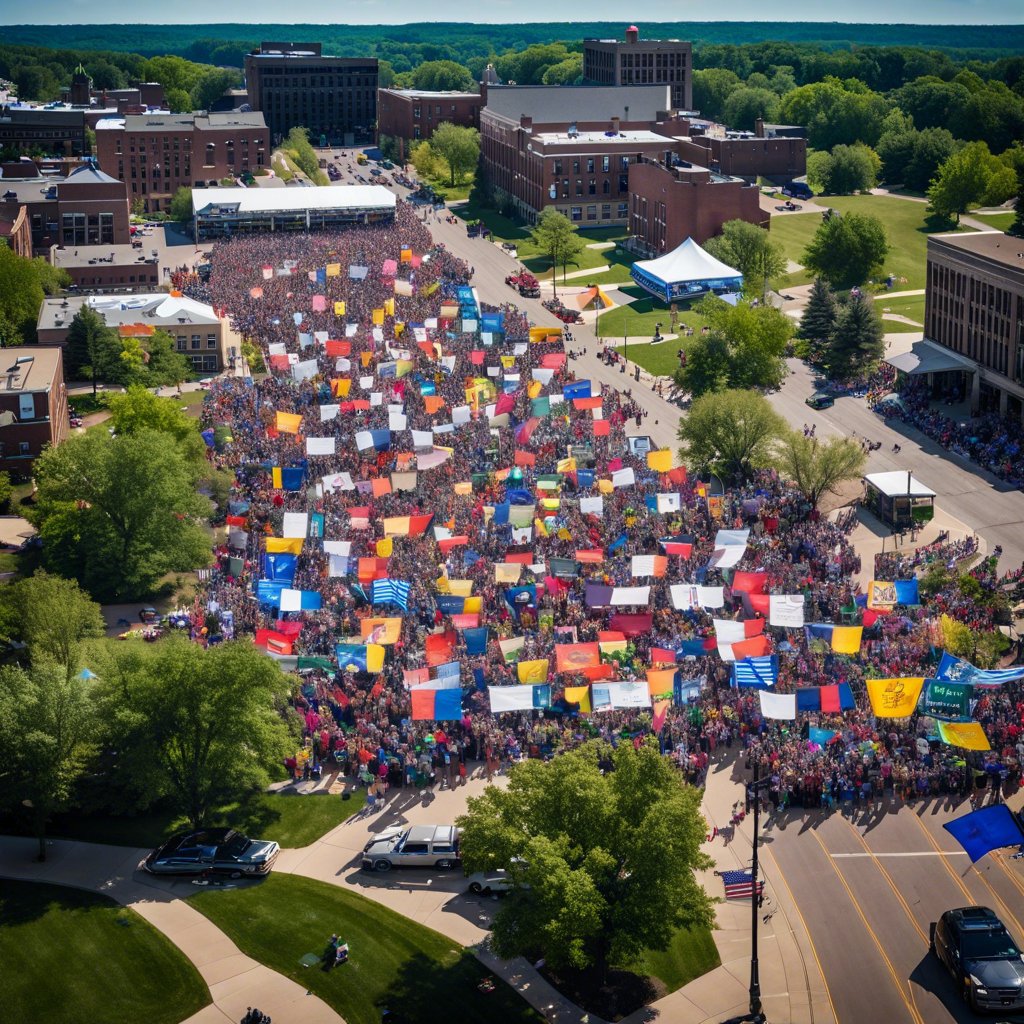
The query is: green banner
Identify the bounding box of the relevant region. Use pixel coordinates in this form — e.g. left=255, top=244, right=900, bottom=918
left=922, top=679, right=973, bottom=720
left=297, top=656, right=335, bottom=672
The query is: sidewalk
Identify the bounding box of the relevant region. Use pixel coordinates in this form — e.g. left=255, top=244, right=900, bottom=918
left=0, top=836, right=343, bottom=1024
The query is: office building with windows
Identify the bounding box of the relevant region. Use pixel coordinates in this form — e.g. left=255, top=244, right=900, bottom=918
left=244, top=42, right=377, bottom=145
left=37, top=293, right=233, bottom=375
left=924, top=232, right=1024, bottom=422
left=377, top=88, right=482, bottom=145
left=0, top=346, right=69, bottom=477
left=583, top=26, right=692, bottom=111
left=94, top=111, right=270, bottom=214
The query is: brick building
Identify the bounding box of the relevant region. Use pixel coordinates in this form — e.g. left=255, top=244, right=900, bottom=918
left=244, top=42, right=377, bottom=145
left=583, top=26, right=692, bottom=111
left=0, top=163, right=131, bottom=254
left=63, top=64, right=166, bottom=112
left=924, top=232, right=1024, bottom=422
left=0, top=200, right=32, bottom=258
left=37, top=293, right=234, bottom=375
left=627, top=157, right=767, bottom=255
left=672, top=117, right=806, bottom=185
left=0, top=105, right=88, bottom=157
left=377, top=88, right=482, bottom=145
left=0, top=346, right=69, bottom=477
left=94, top=111, right=270, bottom=214
left=480, top=84, right=675, bottom=225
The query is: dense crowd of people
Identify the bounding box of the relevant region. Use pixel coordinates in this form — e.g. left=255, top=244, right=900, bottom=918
left=183, top=199, right=1024, bottom=818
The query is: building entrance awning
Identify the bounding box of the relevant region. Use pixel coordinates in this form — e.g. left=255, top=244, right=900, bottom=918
left=886, top=338, right=976, bottom=376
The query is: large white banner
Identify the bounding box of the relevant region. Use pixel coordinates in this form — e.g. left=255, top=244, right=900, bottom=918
left=769, top=594, right=805, bottom=628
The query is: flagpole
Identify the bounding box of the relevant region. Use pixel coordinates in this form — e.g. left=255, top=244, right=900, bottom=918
left=749, top=754, right=763, bottom=1021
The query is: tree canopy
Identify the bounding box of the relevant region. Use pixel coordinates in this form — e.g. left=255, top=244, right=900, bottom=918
left=796, top=277, right=838, bottom=364
left=0, top=248, right=68, bottom=346
left=427, top=122, right=481, bottom=187
left=456, top=740, right=713, bottom=973
left=776, top=432, right=866, bottom=508
left=802, top=211, right=889, bottom=288
left=677, top=389, right=786, bottom=479
left=702, top=220, right=786, bottom=299
left=824, top=294, right=885, bottom=381
left=28, top=428, right=211, bottom=601
left=675, top=295, right=792, bottom=397
left=530, top=209, right=584, bottom=297
left=927, top=142, right=1005, bottom=222
left=93, top=639, right=295, bottom=828
left=807, top=143, right=880, bottom=195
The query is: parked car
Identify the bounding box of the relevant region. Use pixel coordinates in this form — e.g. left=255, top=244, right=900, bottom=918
left=805, top=391, right=835, bottom=410
left=361, top=824, right=460, bottom=871
left=783, top=181, right=813, bottom=200
left=144, top=828, right=280, bottom=878
left=466, top=869, right=513, bottom=895
left=931, top=906, right=1024, bottom=1012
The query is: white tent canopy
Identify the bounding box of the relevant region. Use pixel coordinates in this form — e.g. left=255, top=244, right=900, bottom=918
left=864, top=471, right=936, bottom=498
left=631, top=237, right=743, bottom=302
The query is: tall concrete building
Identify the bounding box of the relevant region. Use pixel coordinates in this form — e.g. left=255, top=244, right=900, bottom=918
left=924, top=232, right=1024, bottom=422
left=584, top=26, right=692, bottom=111
left=244, top=42, right=377, bottom=145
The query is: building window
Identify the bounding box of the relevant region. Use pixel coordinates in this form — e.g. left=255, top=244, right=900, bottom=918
left=19, top=441, right=30, bottom=456
left=570, top=207, right=582, bottom=222
left=413, top=107, right=421, bottom=118
left=176, top=337, right=187, bottom=352
left=586, top=205, right=597, bottom=220
left=586, top=158, right=595, bottom=173
left=19, top=394, right=34, bottom=420
left=601, top=204, right=611, bottom=219
left=553, top=159, right=562, bottom=176
left=191, top=335, right=201, bottom=349
left=575, top=179, right=583, bottom=196
left=618, top=202, right=628, bottom=218
left=602, top=155, right=610, bottom=172
left=561, top=179, right=569, bottom=198
left=588, top=179, right=596, bottom=195
left=207, top=334, right=217, bottom=348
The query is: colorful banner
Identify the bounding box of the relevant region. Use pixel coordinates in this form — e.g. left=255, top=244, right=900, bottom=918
left=866, top=677, right=925, bottom=718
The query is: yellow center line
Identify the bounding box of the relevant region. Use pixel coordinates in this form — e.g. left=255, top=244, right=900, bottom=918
left=810, top=829, right=924, bottom=1024
left=992, top=850, right=1024, bottom=903
left=760, top=841, right=840, bottom=1024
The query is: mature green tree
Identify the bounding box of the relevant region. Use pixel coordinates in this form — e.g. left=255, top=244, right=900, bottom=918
left=722, top=86, right=779, bottom=131
left=676, top=296, right=792, bottom=397
left=981, top=165, right=1017, bottom=207
left=0, top=246, right=46, bottom=345
left=776, top=432, right=866, bottom=507
left=1010, top=164, right=1024, bottom=238
left=95, top=639, right=295, bottom=827
left=824, top=294, right=884, bottom=380
left=703, top=220, right=786, bottom=299
left=190, top=68, right=238, bottom=111
left=802, top=212, right=889, bottom=288
left=283, top=126, right=321, bottom=181
left=107, top=385, right=205, bottom=460
left=0, top=470, right=11, bottom=511
left=168, top=186, right=193, bottom=222
left=28, top=428, right=211, bottom=600
left=677, top=389, right=786, bottom=478
left=927, top=142, right=1000, bottom=223
left=0, top=570, right=105, bottom=676
left=428, top=122, right=480, bottom=187
left=808, top=143, right=880, bottom=194
left=779, top=77, right=890, bottom=149
left=0, top=663, right=96, bottom=860
left=165, top=87, right=191, bottom=113
left=530, top=208, right=584, bottom=298
left=144, top=329, right=193, bottom=386
left=540, top=55, right=583, bottom=86
left=893, top=77, right=971, bottom=132
left=456, top=740, right=713, bottom=974
left=691, top=68, right=741, bottom=121
left=797, top=277, right=838, bottom=362
left=411, top=59, right=474, bottom=92
left=65, top=304, right=121, bottom=392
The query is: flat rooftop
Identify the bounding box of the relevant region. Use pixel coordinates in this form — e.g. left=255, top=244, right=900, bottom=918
left=382, top=88, right=480, bottom=100
left=38, top=293, right=220, bottom=334
left=0, top=347, right=62, bottom=392
left=534, top=129, right=667, bottom=146
left=192, top=184, right=395, bottom=216
left=929, top=231, right=1024, bottom=273
left=484, top=84, right=672, bottom=125
left=51, top=242, right=159, bottom=270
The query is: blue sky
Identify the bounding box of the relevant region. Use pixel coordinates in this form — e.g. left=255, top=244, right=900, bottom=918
left=4, top=0, right=1022, bottom=24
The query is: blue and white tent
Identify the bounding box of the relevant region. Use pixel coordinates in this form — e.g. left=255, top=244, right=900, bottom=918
left=630, top=237, right=743, bottom=302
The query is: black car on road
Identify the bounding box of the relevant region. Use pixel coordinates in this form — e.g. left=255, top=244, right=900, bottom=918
left=931, top=906, right=1024, bottom=1012
left=144, top=828, right=280, bottom=878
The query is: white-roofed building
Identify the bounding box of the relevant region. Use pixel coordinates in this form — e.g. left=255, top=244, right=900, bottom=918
left=37, top=292, right=235, bottom=375
left=863, top=471, right=936, bottom=529
left=191, top=184, right=395, bottom=240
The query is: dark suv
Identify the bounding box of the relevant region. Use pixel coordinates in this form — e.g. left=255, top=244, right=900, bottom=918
left=931, top=906, right=1024, bottom=1012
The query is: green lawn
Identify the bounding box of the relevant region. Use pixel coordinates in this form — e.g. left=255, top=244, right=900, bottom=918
left=598, top=288, right=709, bottom=344
left=875, top=292, right=925, bottom=333
left=0, top=880, right=209, bottom=1024
left=622, top=923, right=721, bottom=992
left=615, top=338, right=691, bottom=377
left=189, top=873, right=543, bottom=1024
left=970, top=211, right=1014, bottom=231
left=30, top=789, right=367, bottom=850
left=768, top=195, right=975, bottom=291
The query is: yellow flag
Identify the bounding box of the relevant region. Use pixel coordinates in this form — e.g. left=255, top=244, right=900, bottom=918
left=365, top=644, right=386, bottom=673
left=384, top=297, right=395, bottom=317
left=435, top=575, right=450, bottom=594
left=830, top=626, right=863, bottom=654
left=275, top=411, right=302, bottom=434
left=937, top=720, right=990, bottom=751
left=517, top=659, right=549, bottom=684
left=557, top=457, right=577, bottom=474
left=528, top=380, right=543, bottom=399
left=334, top=300, right=346, bottom=316
left=866, top=677, right=925, bottom=718
left=598, top=479, right=614, bottom=494
left=463, top=596, right=482, bottom=614
left=447, top=580, right=473, bottom=597
left=372, top=308, right=385, bottom=325
left=265, top=537, right=303, bottom=554
left=271, top=467, right=283, bottom=489
left=454, top=481, right=472, bottom=496
left=361, top=618, right=402, bottom=645
left=376, top=538, right=393, bottom=558
left=647, top=448, right=673, bottom=473
left=326, top=263, right=341, bottom=277
left=565, top=685, right=591, bottom=713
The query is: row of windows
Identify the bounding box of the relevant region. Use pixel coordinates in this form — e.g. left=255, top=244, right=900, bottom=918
left=564, top=203, right=628, bottom=222
left=0, top=441, right=34, bottom=458
left=62, top=211, right=114, bottom=246
left=553, top=156, right=617, bottom=175
left=554, top=176, right=629, bottom=197
left=258, top=76, right=375, bottom=87
left=620, top=51, right=688, bottom=67
left=175, top=335, right=218, bottom=351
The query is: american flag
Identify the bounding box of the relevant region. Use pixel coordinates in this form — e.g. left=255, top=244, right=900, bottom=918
left=721, top=870, right=764, bottom=900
